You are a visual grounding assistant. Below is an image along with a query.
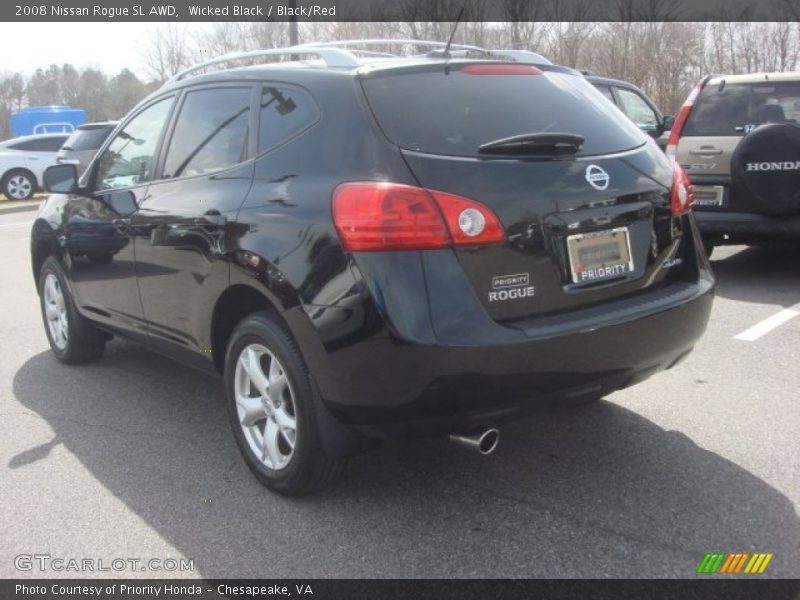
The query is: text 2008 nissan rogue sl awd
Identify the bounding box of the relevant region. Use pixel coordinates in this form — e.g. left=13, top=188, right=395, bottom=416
left=32, top=42, right=714, bottom=495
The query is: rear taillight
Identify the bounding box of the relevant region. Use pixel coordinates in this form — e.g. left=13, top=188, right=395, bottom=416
left=332, top=182, right=504, bottom=251
left=665, top=82, right=704, bottom=159
left=671, top=161, right=694, bottom=215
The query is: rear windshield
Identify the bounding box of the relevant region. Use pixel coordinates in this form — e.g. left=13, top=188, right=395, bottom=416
left=684, top=81, right=800, bottom=136
left=360, top=65, right=647, bottom=157
left=63, top=126, right=113, bottom=151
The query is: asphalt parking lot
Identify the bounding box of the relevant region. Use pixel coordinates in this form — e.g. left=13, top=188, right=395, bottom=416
left=0, top=207, right=798, bottom=579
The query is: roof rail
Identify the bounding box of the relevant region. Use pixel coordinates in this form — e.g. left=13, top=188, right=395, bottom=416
left=298, top=39, right=492, bottom=56
left=168, top=46, right=360, bottom=82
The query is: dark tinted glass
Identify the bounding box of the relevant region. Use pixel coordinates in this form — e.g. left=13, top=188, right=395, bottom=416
left=11, top=136, right=67, bottom=151
left=64, top=127, right=114, bottom=151
left=361, top=66, right=647, bottom=157
left=684, top=81, right=800, bottom=136
left=258, top=86, right=318, bottom=152
left=163, top=87, right=251, bottom=179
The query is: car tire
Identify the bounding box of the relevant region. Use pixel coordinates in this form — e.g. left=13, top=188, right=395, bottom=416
left=2, top=169, right=36, bottom=201
left=730, top=122, right=800, bottom=217
left=224, top=311, right=346, bottom=495
left=38, top=256, right=106, bottom=364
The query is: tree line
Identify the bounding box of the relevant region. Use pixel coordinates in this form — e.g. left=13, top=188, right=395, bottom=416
left=0, top=66, right=159, bottom=139
left=163, top=20, right=800, bottom=115
left=2, top=20, right=799, bottom=140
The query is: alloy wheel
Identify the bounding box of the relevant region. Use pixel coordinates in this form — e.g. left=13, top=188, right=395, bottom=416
left=43, top=273, right=68, bottom=350
left=7, top=174, right=33, bottom=199
left=234, top=343, right=298, bottom=470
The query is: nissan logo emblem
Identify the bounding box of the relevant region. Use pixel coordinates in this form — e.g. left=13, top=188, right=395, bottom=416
left=585, top=164, right=610, bottom=191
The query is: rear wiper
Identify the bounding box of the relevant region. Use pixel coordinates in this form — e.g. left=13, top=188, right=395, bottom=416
left=478, top=132, right=585, bottom=156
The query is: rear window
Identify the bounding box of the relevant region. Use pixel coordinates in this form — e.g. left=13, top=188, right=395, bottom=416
left=64, top=126, right=113, bottom=151
left=684, top=81, right=800, bottom=136
left=360, top=65, right=647, bottom=157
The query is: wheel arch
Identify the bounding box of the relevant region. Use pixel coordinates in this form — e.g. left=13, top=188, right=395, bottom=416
left=211, top=281, right=362, bottom=459
left=210, top=283, right=291, bottom=374
left=30, top=219, right=61, bottom=290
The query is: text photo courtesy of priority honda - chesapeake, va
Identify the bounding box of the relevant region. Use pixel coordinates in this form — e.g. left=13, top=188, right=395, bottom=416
left=0, top=1, right=799, bottom=598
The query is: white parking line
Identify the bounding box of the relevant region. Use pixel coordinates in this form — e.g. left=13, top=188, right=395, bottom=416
left=0, top=220, right=33, bottom=228
left=734, top=302, right=800, bottom=341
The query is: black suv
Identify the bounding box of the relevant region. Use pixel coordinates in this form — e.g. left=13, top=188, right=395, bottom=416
left=33, top=42, right=714, bottom=495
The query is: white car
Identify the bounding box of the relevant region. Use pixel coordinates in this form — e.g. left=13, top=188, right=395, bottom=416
left=0, top=133, right=69, bottom=200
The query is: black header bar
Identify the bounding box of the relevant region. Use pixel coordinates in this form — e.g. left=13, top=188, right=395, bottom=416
left=2, top=579, right=800, bottom=600
left=3, top=0, right=800, bottom=22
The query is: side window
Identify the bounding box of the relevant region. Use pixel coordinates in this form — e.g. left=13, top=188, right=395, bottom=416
left=596, top=85, right=616, bottom=104
left=162, top=87, right=251, bottom=179
left=95, top=97, right=173, bottom=191
left=616, top=88, right=659, bottom=131
left=8, top=140, right=34, bottom=151
left=259, top=85, right=318, bottom=152
left=8, top=138, right=64, bottom=151
left=38, top=136, right=68, bottom=151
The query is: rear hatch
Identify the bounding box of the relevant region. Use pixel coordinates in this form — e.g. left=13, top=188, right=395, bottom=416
left=359, top=62, right=692, bottom=322
left=677, top=78, right=800, bottom=212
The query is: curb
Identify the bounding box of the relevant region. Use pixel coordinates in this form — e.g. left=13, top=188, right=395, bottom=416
left=0, top=203, right=39, bottom=216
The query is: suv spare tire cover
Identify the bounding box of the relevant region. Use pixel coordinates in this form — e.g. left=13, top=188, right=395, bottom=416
left=730, top=122, right=800, bottom=216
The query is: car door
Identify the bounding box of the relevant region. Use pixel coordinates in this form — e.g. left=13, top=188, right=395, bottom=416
left=35, top=135, right=69, bottom=166
left=132, top=84, right=257, bottom=362
left=4, top=136, right=67, bottom=187
left=26, top=136, right=68, bottom=178
left=66, top=96, right=175, bottom=338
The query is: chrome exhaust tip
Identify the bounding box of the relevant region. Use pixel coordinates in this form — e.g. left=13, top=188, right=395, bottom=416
left=449, top=426, right=499, bottom=455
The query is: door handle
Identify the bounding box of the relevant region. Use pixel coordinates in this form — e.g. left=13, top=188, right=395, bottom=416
left=690, top=147, right=723, bottom=156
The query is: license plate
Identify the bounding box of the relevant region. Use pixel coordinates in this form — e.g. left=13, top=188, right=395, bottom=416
left=567, top=227, right=633, bottom=284
left=693, top=185, right=724, bottom=207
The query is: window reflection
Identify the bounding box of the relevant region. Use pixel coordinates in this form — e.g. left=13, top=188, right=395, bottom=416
left=163, top=87, right=251, bottom=179
left=96, top=98, right=172, bottom=190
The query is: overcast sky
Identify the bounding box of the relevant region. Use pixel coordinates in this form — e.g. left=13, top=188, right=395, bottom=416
left=0, top=23, right=212, bottom=79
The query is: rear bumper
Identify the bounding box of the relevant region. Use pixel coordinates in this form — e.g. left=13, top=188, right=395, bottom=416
left=292, top=272, right=714, bottom=438
left=695, top=210, right=800, bottom=240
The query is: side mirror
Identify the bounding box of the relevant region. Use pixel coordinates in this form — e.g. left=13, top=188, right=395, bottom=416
left=43, top=164, right=78, bottom=194
left=662, top=115, right=675, bottom=131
